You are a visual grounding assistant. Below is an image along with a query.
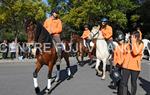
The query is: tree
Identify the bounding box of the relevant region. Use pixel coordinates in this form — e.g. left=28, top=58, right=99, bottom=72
left=66, top=0, right=138, bottom=28
left=0, top=0, right=47, bottom=41
left=138, top=0, right=150, bottom=39
left=46, top=0, right=145, bottom=39
left=48, top=0, right=138, bottom=29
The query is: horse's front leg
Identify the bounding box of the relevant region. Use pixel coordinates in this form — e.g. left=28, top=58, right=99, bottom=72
left=55, top=64, right=60, bottom=82
left=95, top=59, right=102, bottom=76
left=101, top=59, right=107, bottom=80
left=33, top=61, right=43, bottom=94
left=45, top=62, right=54, bottom=93
left=76, top=52, right=84, bottom=64
left=63, top=53, right=73, bottom=79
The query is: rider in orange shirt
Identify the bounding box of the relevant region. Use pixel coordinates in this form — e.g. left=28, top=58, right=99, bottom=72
left=81, top=24, right=91, bottom=48
left=100, top=18, right=114, bottom=53
left=44, top=11, right=62, bottom=63
left=81, top=24, right=91, bottom=39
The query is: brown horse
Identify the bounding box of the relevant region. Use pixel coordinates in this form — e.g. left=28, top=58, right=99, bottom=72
left=71, top=32, right=96, bottom=65
left=25, top=19, right=73, bottom=94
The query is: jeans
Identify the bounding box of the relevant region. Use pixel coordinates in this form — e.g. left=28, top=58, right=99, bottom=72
left=119, top=68, right=140, bottom=95
left=10, top=52, right=16, bottom=59
left=2, top=52, right=8, bottom=59
left=52, top=36, right=62, bottom=63
left=107, top=39, right=115, bottom=54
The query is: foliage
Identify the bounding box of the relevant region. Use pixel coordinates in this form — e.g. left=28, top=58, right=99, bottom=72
left=1, top=0, right=149, bottom=40
left=139, top=0, right=150, bottom=39
left=108, top=10, right=127, bottom=28
left=130, top=14, right=140, bottom=23
left=0, top=0, right=47, bottom=41
left=48, top=0, right=139, bottom=30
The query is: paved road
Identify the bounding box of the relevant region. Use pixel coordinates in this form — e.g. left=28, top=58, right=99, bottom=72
left=0, top=58, right=149, bottom=95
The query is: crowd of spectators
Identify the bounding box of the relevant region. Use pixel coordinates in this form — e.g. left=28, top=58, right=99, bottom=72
left=0, top=39, right=34, bottom=60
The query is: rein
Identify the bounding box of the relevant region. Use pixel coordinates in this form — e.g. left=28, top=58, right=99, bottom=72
left=91, top=26, right=101, bottom=40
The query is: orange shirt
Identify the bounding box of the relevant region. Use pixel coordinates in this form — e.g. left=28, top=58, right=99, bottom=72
left=101, top=25, right=113, bottom=40
left=81, top=29, right=91, bottom=39
left=43, top=17, right=62, bottom=36
left=122, top=41, right=144, bottom=71
left=113, top=43, right=128, bottom=66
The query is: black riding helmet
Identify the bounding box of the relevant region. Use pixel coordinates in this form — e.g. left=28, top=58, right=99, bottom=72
left=116, top=30, right=125, bottom=42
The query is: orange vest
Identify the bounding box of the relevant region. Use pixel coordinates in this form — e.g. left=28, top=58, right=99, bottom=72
left=81, top=29, right=91, bottom=39
left=122, top=41, right=144, bottom=71
left=114, top=43, right=128, bottom=66
left=43, top=17, right=62, bottom=36
left=101, top=25, right=113, bottom=40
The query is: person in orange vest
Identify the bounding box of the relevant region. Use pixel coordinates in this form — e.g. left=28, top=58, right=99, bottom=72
left=112, top=31, right=126, bottom=94
left=43, top=11, right=62, bottom=63
left=119, top=31, right=144, bottom=95
left=100, top=18, right=114, bottom=54
left=81, top=24, right=91, bottom=49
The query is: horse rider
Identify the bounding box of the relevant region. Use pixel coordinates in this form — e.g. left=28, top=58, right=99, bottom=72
left=81, top=24, right=91, bottom=49
left=43, top=10, right=62, bottom=63
left=100, top=18, right=114, bottom=53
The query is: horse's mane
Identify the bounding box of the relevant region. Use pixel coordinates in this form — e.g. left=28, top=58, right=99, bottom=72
left=25, top=18, right=53, bottom=44
left=72, top=33, right=82, bottom=40
left=35, top=22, right=53, bottom=43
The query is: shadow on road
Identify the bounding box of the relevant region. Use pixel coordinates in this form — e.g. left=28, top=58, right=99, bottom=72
left=36, top=65, right=78, bottom=95
left=78, top=59, right=92, bottom=67
left=139, top=77, right=150, bottom=95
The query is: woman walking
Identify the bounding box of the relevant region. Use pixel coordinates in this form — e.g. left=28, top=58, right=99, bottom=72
left=119, top=31, right=144, bottom=95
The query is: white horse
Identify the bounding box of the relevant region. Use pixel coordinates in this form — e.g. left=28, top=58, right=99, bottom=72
left=142, top=39, right=150, bottom=60
left=90, top=26, right=110, bottom=80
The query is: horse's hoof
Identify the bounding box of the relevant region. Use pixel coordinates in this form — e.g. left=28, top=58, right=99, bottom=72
left=67, top=74, right=73, bottom=80
left=101, top=77, right=105, bottom=80
left=35, top=87, right=40, bottom=94
left=45, top=89, right=50, bottom=93
left=96, top=70, right=102, bottom=76
left=96, top=72, right=101, bottom=77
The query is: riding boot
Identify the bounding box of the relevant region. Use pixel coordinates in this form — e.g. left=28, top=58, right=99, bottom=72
left=86, top=42, right=91, bottom=51
left=57, top=45, right=62, bottom=63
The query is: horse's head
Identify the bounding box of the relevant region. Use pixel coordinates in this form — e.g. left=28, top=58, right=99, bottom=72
left=90, top=25, right=103, bottom=39
left=25, top=18, right=37, bottom=43
left=125, top=32, right=131, bottom=42
left=71, top=32, right=82, bottom=43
